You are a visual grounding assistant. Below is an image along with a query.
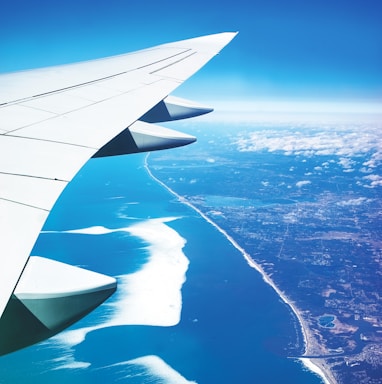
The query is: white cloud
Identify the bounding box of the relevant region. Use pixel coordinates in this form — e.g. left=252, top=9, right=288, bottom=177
left=338, top=157, right=355, bottom=169
left=234, top=124, right=382, bottom=162
left=337, top=197, right=372, bottom=206
left=363, top=151, right=382, bottom=168
left=362, top=174, right=382, bottom=188
left=296, top=180, right=311, bottom=188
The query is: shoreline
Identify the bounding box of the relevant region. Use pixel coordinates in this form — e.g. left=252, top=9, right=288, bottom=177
left=144, top=154, right=335, bottom=384
left=299, top=358, right=333, bottom=384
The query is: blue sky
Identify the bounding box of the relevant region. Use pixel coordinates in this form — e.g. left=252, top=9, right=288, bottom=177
left=1, top=0, right=381, bottom=109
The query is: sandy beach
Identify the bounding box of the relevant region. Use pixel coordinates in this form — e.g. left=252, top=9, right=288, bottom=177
left=299, top=358, right=336, bottom=384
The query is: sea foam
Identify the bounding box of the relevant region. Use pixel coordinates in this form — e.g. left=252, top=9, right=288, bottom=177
left=105, top=355, right=197, bottom=383
left=46, top=217, right=188, bottom=370
left=111, top=217, right=188, bottom=326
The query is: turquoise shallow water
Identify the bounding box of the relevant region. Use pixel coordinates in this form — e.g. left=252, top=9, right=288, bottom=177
left=0, top=154, right=322, bottom=383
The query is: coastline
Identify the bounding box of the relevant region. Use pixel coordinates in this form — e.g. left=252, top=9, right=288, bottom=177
left=299, top=358, right=335, bottom=384
left=145, top=154, right=335, bottom=384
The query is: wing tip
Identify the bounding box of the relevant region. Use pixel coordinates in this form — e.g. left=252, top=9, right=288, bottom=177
left=210, top=31, right=239, bottom=48
left=165, top=31, right=238, bottom=53
left=196, top=31, right=239, bottom=51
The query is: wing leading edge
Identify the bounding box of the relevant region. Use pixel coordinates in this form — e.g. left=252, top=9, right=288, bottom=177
left=0, top=32, right=237, bottom=354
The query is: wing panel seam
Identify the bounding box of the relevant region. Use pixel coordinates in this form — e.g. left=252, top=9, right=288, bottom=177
left=3, top=134, right=97, bottom=150
left=0, top=197, right=49, bottom=212
left=0, top=171, right=69, bottom=183
left=149, top=51, right=197, bottom=75
left=0, top=49, right=192, bottom=107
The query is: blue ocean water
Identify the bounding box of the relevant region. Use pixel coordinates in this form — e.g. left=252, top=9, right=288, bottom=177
left=0, top=152, right=322, bottom=383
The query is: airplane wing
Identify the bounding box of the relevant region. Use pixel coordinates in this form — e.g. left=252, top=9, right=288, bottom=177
left=0, top=32, right=236, bottom=354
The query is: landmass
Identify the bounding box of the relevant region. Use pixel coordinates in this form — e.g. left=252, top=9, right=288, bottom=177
left=148, top=121, right=382, bottom=384
left=181, top=184, right=382, bottom=384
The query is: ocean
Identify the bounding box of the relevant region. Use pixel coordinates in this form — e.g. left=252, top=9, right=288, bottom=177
left=0, top=149, right=323, bottom=383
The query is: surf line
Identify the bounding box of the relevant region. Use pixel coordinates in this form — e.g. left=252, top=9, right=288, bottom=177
left=144, top=153, right=331, bottom=384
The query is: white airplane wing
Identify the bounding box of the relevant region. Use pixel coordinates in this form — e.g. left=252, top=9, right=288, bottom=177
left=0, top=32, right=236, bottom=354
